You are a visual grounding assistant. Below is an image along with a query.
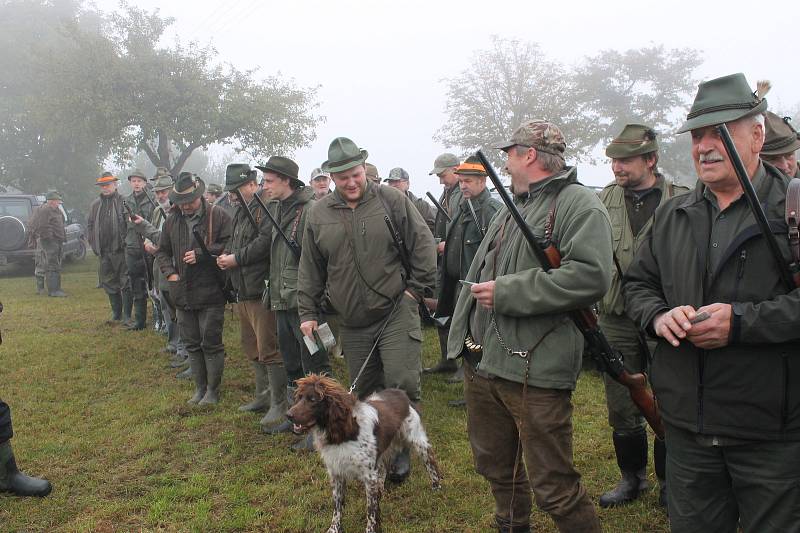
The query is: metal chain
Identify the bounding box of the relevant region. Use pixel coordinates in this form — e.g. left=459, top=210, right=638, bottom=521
left=489, top=313, right=529, bottom=359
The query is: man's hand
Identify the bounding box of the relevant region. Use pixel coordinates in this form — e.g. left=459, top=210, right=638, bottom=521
left=216, top=253, right=238, bottom=270
left=300, top=320, right=318, bottom=339
left=686, top=303, right=732, bottom=349
left=183, top=250, right=197, bottom=264
left=470, top=280, right=495, bottom=310
left=653, top=305, right=697, bottom=347
left=167, top=274, right=179, bottom=282
left=143, top=242, right=158, bottom=255
left=437, top=241, right=446, bottom=255
left=132, top=214, right=145, bottom=224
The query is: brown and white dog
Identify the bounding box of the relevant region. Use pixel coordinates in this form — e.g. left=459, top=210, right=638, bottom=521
left=287, top=374, right=442, bottom=533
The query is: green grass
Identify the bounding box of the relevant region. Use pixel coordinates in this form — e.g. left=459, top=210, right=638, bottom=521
left=0, top=257, right=670, bottom=532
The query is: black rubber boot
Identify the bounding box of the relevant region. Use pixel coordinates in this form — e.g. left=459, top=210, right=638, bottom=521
left=424, top=328, right=458, bottom=374
left=35, top=276, right=46, bottom=296
left=125, top=299, right=147, bottom=330
left=0, top=442, right=52, bottom=497
left=198, top=353, right=224, bottom=406
left=495, top=517, right=532, bottom=533
left=108, top=293, right=123, bottom=322
left=46, top=272, right=67, bottom=297
left=262, top=384, right=293, bottom=435
left=121, top=289, right=133, bottom=327
left=388, top=446, right=411, bottom=484
left=239, top=361, right=270, bottom=413
left=654, top=436, right=667, bottom=508
left=445, top=364, right=464, bottom=384
left=598, top=430, right=648, bottom=508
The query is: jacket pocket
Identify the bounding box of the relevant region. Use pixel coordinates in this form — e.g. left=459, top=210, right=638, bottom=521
left=280, top=268, right=298, bottom=309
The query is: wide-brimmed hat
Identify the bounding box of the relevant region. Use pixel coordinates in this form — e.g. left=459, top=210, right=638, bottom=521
left=256, top=156, right=303, bottom=188
left=224, top=164, right=257, bottom=192
left=152, top=175, right=174, bottom=192
left=676, top=73, right=768, bottom=134
left=365, top=163, right=380, bottom=182
left=95, top=171, right=119, bottom=185
left=169, top=172, right=205, bottom=204
left=45, top=190, right=62, bottom=201
left=385, top=167, right=409, bottom=181
left=152, top=167, right=170, bottom=181
left=605, top=124, right=659, bottom=159
left=492, top=119, right=566, bottom=156
left=321, top=137, right=368, bottom=173
left=454, top=155, right=488, bottom=176
left=761, top=112, right=800, bottom=156
left=128, top=169, right=147, bottom=181
left=207, top=183, right=224, bottom=195
left=429, top=153, right=460, bottom=175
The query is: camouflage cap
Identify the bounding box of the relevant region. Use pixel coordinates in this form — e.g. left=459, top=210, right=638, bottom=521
left=45, top=190, right=62, bottom=201
left=429, top=153, right=460, bottom=175
left=761, top=112, right=800, bottom=156
left=605, top=124, right=659, bottom=159
left=385, top=167, right=409, bottom=181
left=492, top=119, right=566, bottom=156
left=309, top=167, right=330, bottom=182
left=365, top=163, right=380, bottom=181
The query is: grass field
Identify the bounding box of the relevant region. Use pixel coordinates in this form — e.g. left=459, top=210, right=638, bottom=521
left=0, top=257, right=670, bottom=532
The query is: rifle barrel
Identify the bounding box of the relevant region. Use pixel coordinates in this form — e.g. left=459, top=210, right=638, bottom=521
left=426, top=192, right=452, bottom=222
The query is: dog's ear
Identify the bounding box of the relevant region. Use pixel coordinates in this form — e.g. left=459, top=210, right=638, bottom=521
left=324, top=385, right=358, bottom=444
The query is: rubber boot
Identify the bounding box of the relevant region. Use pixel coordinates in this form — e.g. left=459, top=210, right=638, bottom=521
left=261, top=365, right=290, bottom=431
left=599, top=430, right=648, bottom=508
left=446, top=364, right=464, bottom=384
left=0, top=442, right=52, bottom=497
left=35, top=276, right=46, bottom=296
left=108, top=293, right=123, bottom=322
left=170, top=352, right=189, bottom=368
left=388, top=446, right=411, bottom=484
left=125, top=299, right=147, bottom=330
left=175, top=366, right=192, bottom=379
left=654, top=436, right=667, bottom=508
left=187, top=353, right=207, bottom=404
left=46, top=272, right=67, bottom=297
left=423, top=328, right=457, bottom=374
left=121, top=289, right=133, bottom=327
left=198, top=353, right=224, bottom=406
left=239, top=361, right=270, bottom=412
left=495, top=517, right=532, bottom=533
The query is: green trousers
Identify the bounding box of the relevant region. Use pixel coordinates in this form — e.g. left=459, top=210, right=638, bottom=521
left=340, top=295, right=422, bottom=402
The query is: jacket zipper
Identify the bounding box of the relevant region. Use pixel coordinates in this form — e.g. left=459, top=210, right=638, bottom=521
left=781, top=353, right=789, bottom=433
left=732, top=249, right=747, bottom=300
left=697, top=350, right=706, bottom=433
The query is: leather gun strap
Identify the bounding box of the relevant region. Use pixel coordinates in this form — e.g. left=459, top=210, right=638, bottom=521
left=786, top=178, right=800, bottom=264
left=206, top=204, right=214, bottom=246
left=289, top=206, right=304, bottom=241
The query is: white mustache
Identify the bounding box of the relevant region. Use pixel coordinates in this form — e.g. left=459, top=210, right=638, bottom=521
left=699, top=151, right=725, bottom=163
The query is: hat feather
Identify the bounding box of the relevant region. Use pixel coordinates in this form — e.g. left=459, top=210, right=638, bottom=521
left=756, top=79, right=771, bottom=100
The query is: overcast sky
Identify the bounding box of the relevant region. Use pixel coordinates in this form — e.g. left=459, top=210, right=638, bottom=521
left=95, top=0, right=800, bottom=192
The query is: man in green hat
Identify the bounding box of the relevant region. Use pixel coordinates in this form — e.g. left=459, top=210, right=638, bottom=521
left=215, top=163, right=283, bottom=424
left=447, top=119, right=609, bottom=533
left=298, top=137, right=437, bottom=478
left=625, top=73, right=800, bottom=532
left=364, top=162, right=380, bottom=183
left=597, top=124, right=689, bottom=509
left=258, top=156, right=331, bottom=442
left=761, top=111, right=800, bottom=178
left=436, top=156, right=502, bottom=405
left=123, top=169, right=155, bottom=330
left=384, top=167, right=436, bottom=235
left=206, top=182, right=235, bottom=217
left=156, top=173, right=232, bottom=406
left=423, top=152, right=463, bottom=377
left=309, top=167, right=332, bottom=200
left=130, top=175, right=189, bottom=367
left=88, top=171, right=131, bottom=323
left=28, top=191, right=67, bottom=297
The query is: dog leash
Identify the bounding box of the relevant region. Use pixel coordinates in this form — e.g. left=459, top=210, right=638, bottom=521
left=348, top=295, right=402, bottom=394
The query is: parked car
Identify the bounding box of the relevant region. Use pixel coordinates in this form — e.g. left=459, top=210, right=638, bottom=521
left=0, top=194, right=87, bottom=267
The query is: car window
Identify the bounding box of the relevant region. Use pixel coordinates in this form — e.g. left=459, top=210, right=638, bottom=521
left=0, top=199, right=31, bottom=218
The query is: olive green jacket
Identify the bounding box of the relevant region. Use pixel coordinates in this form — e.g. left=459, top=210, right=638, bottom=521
left=265, top=186, right=314, bottom=311
left=446, top=167, right=613, bottom=390
left=434, top=184, right=463, bottom=240
left=598, top=175, right=689, bottom=315
left=437, top=188, right=502, bottom=317
left=298, top=181, right=437, bottom=328
left=407, top=191, right=435, bottom=236
left=624, top=162, right=800, bottom=441
left=124, top=191, right=155, bottom=252
left=223, top=191, right=271, bottom=302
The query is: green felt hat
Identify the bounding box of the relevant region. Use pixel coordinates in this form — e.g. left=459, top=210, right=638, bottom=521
left=321, top=137, right=368, bottom=173
left=761, top=112, right=800, bottom=156
left=127, top=169, right=147, bottom=181
left=605, top=124, right=659, bottom=158
left=676, top=73, right=768, bottom=134
left=152, top=175, right=174, bottom=192
left=45, top=190, right=62, bottom=201
left=256, top=156, right=303, bottom=188
left=224, top=164, right=256, bottom=192
left=169, top=172, right=205, bottom=204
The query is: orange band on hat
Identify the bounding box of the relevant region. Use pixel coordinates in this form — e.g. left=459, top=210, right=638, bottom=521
left=456, top=162, right=486, bottom=173
left=96, top=175, right=118, bottom=184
